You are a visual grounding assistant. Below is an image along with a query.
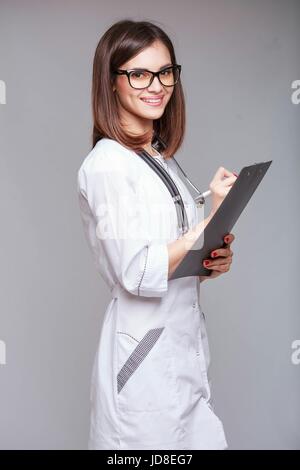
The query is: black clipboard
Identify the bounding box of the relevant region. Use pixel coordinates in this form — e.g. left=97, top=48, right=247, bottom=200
left=169, top=160, right=273, bottom=280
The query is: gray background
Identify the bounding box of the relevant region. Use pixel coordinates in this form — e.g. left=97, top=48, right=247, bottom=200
left=0, top=0, right=299, bottom=450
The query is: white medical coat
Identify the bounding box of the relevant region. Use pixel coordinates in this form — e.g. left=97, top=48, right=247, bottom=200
left=77, top=137, right=228, bottom=450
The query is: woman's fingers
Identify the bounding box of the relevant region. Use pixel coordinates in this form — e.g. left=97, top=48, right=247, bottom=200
left=204, top=236, right=234, bottom=269
left=201, top=232, right=235, bottom=277
left=209, top=169, right=237, bottom=214
left=223, top=174, right=237, bottom=187
left=210, top=174, right=237, bottom=201
left=203, top=257, right=232, bottom=269
left=212, top=166, right=235, bottom=182
left=224, top=233, right=235, bottom=245
left=210, top=264, right=230, bottom=272
left=210, top=247, right=233, bottom=258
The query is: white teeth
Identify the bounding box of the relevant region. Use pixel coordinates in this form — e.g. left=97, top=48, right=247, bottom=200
left=142, top=98, right=162, bottom=103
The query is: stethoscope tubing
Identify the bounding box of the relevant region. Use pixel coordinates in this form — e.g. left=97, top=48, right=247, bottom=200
left=136, top=149, right=189, bottom=235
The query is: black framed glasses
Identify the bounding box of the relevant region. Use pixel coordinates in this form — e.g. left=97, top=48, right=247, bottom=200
left=113, top=64, right=181, bottom=89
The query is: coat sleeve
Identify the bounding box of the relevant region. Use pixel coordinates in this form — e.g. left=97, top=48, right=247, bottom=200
left=78, top=149, right=169, bottom=298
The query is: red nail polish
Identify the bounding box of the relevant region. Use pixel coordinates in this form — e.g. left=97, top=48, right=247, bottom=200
left=212, top=251, right=217, bottom=257
left=224, top=237, right=229, bottom=243
left=204, top=261, right=209, bottom=266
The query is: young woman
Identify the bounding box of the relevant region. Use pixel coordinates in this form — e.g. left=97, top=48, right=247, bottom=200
left=77, top=19, right=236, bottom=450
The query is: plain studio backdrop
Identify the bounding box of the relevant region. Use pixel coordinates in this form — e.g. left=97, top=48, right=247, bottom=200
left=0, top=0, right=299, bottom=450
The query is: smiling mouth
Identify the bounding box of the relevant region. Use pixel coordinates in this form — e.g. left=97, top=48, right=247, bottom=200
left=140, top=96, right=164, bottom=106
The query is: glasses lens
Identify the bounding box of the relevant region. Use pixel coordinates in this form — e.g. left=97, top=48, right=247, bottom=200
left=159, top=66, right=180, bottom=86
left=129, top=66, right=180, bottom=89
left=129, top=70, right=152, bottom=89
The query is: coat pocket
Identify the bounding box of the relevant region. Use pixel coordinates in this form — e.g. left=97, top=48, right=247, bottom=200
left=116, top=326, right=177, bottom=412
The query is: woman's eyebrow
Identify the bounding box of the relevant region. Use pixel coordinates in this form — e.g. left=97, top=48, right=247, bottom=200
left=130, top=63, right=173, bottom=71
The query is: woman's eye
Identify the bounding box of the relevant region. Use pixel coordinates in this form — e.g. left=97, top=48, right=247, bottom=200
left=131, top=72, right=145, bottom=79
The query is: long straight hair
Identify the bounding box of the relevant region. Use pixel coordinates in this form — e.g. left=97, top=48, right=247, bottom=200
left=91, top=19, right=186, bottom=159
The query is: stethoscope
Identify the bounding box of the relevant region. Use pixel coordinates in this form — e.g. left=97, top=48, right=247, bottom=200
left=136, top=133, right=207, bottom=236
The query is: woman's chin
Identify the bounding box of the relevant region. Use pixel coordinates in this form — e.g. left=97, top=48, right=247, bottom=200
left=137, top=107, right=165, bottom=120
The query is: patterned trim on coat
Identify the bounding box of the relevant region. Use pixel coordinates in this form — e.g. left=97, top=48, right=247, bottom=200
left=117, top=327, right=165, bottom=393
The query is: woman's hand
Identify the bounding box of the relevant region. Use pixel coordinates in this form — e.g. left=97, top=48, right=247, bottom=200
left=199, top=233, right=235, bottom=282
left=209, top=167, right=238, bottom=215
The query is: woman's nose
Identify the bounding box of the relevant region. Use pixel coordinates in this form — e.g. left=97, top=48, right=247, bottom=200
left=147, top=75, right=164, bottom=92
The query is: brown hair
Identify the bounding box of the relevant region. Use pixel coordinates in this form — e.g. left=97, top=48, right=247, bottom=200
left=91, top=19, right=186, bottom=159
